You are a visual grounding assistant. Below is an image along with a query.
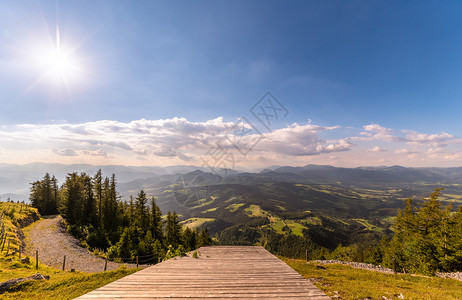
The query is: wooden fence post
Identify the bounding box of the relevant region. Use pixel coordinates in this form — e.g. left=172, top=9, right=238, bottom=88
left=136, top=256, right=139, bottom=268
left=1, top=234, right=6, bottom=251
left=63, top=255, right=66, bottom=271
left=393, top=257, right=396, bottom=274
left=305, top=250, right=308, bottom=262
left=6, top=238, right=10, bottom=255
left=36, top=250, right=38, bottom=270
left=104, top=257, right=108, bottom=271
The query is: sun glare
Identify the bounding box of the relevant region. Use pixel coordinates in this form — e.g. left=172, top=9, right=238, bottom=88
left=43, top=50, right=77, bottom=79
left=35, top=27, right=83, bottom=86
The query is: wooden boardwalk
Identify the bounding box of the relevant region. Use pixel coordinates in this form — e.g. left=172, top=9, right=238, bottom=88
left=77, top=246, right=329, bottom=299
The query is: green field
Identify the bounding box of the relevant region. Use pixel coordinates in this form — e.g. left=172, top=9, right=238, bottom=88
left=244, top=205, right=270, bottom=217
left=284, top=220, right=307, bottom=236
left=203, top=207, right=218, bottom=213
left=0, top=202, right=140, bottom=299
left=282, top=258, right=462, bottom=300
left=180, top=217, right=215, bottom=229
left=225, top=203, right=245, bottom=212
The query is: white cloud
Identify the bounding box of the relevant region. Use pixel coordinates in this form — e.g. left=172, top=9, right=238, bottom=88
left=403, top=130, right=456, bottom=147
left=354, top=123, right=401, bottom=142
left=254, top=122, right=352, bottom=156
left=443, top=152, right=462, bottom=161
left=395, top=149, right=419, bottom=155
left=81, top=149, right=108, bottom=158
left=2, top=118, right=462, bottom=168
left=53, top=148, right=79, bottom=157
left=367, top=146, right=387, bottom=152
left=0, top=118, right=351, bottom=165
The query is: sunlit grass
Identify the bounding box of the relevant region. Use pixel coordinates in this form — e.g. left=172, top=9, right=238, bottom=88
left=0, top=202, right=140, bottom=299
left=180, top=217, right=215, bottom=229
left=281, top=257, right=462, bottom=300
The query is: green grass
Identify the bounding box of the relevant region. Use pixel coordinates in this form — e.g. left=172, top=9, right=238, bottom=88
left=180, top=217, right=215, bottom=229
left=268, top=218, right=286, bottom=233
left=284, top=220, right=307, bottom=237
left=352, top=218, right=384, bottom=233
left=225, top=203, right=245, bottom=212
left=0, top=202, right=38, bottom=256
left=244, top=205, right=269, bottom=218
left=190, top=198, right=215, bottom=209
left=0, top=202, right=140, bottom=299
left=275, top=205, right=286, bottom=211
left=281, top=257, right=462, bottom=300
left=202, top=207, right=218, bottom=213
left=1, top=264, right=139, bottom=299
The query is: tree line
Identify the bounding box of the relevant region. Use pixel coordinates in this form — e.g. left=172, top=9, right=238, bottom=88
left=217, top=188, right=462, bottom=275
left=30, top=171, right=211, bottom=263
left=306, top=188, right=462, bottom=275
left=371, top=188, right=462, bottom=275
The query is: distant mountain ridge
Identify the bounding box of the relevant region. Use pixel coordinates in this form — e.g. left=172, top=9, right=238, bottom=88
left=1, top=162, right=461, bottom=202
left=3, top=162, right=462, bottom=243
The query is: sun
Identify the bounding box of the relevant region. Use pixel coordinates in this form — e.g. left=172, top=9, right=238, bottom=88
left=43, top=50, right=77, bottom=79
left=35, top=27, right=83, bottom=85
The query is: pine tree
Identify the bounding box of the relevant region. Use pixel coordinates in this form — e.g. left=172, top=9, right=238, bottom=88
left=51, top=175, right=59, bottom=214
left=197, top=229, right=212, bottom=247
left=116, top=228, right=133, bottom=260
left=128, top=196, right=135, bottom=226
left=93, top=169, right=103, bottom=227
left=60, top=173, right=83, bottom=225
left=388, top=188, right=458, bottom=274
left=29, top=173, right=60, bottom=215
left=108, top=174, right=119, bottom=233
left=135, top=190, right=149, bottom=234
left=30, top=180, right=43, bottom=213
left=165, top=211, right=181, bottom=248
left=82, top=174, right=97, bottom=227
left=182, top=227, right=197, bottom=251
left=150, top=197, right=163, bottom=242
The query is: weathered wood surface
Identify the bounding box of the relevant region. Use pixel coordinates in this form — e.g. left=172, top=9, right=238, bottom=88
left=77, top=246, right=329, bottom=299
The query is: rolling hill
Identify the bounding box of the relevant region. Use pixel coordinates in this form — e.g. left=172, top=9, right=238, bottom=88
left=2, top=163, right=462, bottom=247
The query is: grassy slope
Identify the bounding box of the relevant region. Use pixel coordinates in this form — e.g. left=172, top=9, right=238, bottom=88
left=180, top=217, right=215, bottom=229
left=281, top=257, right=462, bottom=300
left=0, top=202, right=140, bottom=299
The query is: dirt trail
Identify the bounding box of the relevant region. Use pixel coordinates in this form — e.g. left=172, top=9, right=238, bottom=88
left=24, top=215, right=136, bottom=273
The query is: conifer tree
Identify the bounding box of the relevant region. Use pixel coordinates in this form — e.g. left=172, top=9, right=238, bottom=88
left=135, top=190, right=149, bottom=234
left=60, top=173, right=83, bottom=225
left=93, top=169, right=103, bottom=226
left=150, top=197, right=163, bottom=242
left=165, top=211, right=182, bottom=248
left=182, top=227, right=197, bottom=251
left=197, top=228, right=212, bottom=247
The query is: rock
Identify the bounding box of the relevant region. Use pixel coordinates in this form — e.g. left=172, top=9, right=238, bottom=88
left=20, top=257, right=30, bottom=264
left=436, top=271, right=462, bottom=281
left=311, top=260, right=394, bottom=274
left=0, top=273, right=49, bottom=294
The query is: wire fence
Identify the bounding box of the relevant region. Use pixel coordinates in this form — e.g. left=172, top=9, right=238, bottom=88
left=1, top=247, right=160, bottom=272
left=0, top=203, right=163, bottom=272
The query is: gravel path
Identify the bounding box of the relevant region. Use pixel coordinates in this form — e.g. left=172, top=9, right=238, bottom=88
left=24, top=215, right=141, bottom=273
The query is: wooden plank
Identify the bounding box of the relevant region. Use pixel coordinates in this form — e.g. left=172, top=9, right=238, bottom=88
left=77, top=246, right=329, bottom=299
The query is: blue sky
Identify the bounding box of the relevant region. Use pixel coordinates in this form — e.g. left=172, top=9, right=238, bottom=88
left=1, top=0, right=462, bottom=168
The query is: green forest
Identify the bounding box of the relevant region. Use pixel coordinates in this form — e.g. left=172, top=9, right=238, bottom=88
left=217, top=188, right=462, bottom=275
left=29, top=171, right=462, bottom=276
left=29, top=171, right=211, bottom=263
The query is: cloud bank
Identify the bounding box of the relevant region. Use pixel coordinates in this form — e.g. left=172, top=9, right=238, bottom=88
left=0, top=118, right=460, bottom=168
